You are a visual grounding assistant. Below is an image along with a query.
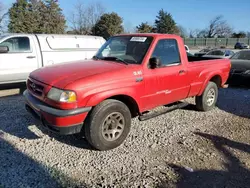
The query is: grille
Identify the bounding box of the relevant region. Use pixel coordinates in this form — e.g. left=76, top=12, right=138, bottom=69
left=28, top=79, right=44, bottom=96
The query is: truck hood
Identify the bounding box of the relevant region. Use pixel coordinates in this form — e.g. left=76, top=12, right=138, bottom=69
left=30, top=60, right=126, bottom=88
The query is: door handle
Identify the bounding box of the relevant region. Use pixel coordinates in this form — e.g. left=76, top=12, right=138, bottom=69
left=179, top=70, right=186, bottom=74
left=27, top=56, right=36, bottom=59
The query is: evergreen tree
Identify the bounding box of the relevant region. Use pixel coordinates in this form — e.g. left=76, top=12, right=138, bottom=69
left=136, top=22, right=153, bottom=33
left=154, top=9, right=179, bottom=34
left=39, top=0, right=66, bottom=34
left=8, top=0, right=39, bottom=33
left=8, top=0, right=66, bottom=34
left=92, top=12, right=124, bottom=39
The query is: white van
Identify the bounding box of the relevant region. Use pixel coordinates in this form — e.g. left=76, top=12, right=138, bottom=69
left=0, top=34, right=106, bottom=85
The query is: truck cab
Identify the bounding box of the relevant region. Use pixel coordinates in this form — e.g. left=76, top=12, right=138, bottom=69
left=24, top=33, right=230, bottom=151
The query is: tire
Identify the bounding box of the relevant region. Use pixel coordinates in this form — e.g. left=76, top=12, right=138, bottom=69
left=195, top=81, right=218, bottom=111
left=84, top=99, right=131, bottom=151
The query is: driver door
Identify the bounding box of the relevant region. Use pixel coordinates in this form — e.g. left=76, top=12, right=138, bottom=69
left=141, top=39, right=190, bottom=110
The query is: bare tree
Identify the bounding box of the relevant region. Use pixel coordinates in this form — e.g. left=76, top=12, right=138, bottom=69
left=177, top=25, right=188, bottom=37
left=123, top=21, right=136, bottom=33
left=0, top=2, right=8, bottom=33
left=205, top=15, right=233, bottom=38
left=68, top=0, right=105, bottom=35
left=188, top=29, right=200, bottom=38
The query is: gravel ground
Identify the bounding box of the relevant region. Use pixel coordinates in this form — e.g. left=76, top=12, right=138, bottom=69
left=0, top=87, right=250, bottom=188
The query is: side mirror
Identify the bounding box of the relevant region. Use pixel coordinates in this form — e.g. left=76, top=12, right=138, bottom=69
left=0, top=46, right=9, bottom=53
left=149, top=57, right=161, bottom=69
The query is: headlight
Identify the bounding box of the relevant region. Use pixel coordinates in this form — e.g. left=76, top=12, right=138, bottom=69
left=47, top=88, right=77, bottom=103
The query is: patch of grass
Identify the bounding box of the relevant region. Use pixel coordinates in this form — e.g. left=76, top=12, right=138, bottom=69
left=46, top=165, right=88, bottom=188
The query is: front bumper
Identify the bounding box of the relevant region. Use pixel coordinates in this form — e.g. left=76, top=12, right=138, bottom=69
left=24, top=90, right=92, bottom=135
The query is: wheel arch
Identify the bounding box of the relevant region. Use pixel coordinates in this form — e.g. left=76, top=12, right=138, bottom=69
left=107, top=95, right=140, bottom=118
left=85, top=89, right=141, bottom=118
left=198, top=74, right=222, bottom=96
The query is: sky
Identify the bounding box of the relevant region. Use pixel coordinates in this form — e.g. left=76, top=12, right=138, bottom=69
left=3, top=0, right=250, bottom=33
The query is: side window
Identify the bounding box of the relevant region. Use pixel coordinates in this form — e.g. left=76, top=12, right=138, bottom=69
left=0, top=37, right=31, bottom=53
left=207, top=50, right=215, bottom=55
left=225, top=50, right=234, bottom=56
left=207, top=50, right=224, bottom=56
left=151, top=39, right=181, bottom=67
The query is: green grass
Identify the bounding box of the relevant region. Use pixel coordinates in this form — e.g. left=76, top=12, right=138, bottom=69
left=46, top=165, right=85, bottom=188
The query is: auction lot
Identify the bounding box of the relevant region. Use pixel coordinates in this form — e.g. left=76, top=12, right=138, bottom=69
left=189, top=49, right=241, bottom=54
left=0, top=87, right=250, bottom=188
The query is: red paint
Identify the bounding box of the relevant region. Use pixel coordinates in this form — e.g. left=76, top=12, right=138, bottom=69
left=27, top=33, right=231, bottom=127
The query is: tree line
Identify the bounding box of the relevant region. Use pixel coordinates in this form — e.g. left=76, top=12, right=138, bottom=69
left=0, top=0, right=249, bottom=39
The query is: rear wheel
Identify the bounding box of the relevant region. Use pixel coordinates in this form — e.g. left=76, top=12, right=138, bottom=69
left=195, top=81, right=218, bottom=111
left=84, top=99, right=131, bottom=151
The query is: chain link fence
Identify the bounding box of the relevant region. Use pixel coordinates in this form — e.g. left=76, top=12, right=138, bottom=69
left=183, top=38, right=250, bottom=48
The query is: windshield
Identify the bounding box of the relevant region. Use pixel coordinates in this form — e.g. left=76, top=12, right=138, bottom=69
left=231, top=51, right=250, bottom=60
left=94, top=36, right=153, bottom=64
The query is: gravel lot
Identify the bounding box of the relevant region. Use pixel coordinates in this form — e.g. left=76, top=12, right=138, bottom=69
left=0, top=87, right=250, bottom=188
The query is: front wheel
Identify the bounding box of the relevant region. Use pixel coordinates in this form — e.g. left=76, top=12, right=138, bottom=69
left=195, top=81, right=218, bottom=111
left=84, top=99, right=131, bottom=151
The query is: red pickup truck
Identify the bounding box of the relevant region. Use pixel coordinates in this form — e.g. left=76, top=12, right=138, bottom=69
left=24, top=33, right=231, bottom=150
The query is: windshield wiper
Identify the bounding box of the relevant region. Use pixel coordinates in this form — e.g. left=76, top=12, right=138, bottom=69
left=102, top=56, right=129, bottom=65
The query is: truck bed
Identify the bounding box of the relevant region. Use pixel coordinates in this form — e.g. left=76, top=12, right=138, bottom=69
left=188, top=56, right=221, bottom=62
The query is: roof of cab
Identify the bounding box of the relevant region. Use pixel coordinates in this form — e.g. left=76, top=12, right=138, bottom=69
left=0, top=33, right=105, bottom=39
left=115, top=33, right=181, bottom=38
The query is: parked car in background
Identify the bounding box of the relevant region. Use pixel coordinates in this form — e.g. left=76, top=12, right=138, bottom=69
left=184, top=45, right=189, bottom=53
left=194, top=47, right=214, bottom=57
left=0, top=34, right=106, bottom=86
left=227, top=50, right=250, bottom=87
left=234, top=42, right=249, bottom=49
left=24, top=33, right=231, bottom=151
left=202, top=49, right=235, bottom=59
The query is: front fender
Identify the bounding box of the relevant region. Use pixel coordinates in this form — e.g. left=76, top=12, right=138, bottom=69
left=85, top=86, right=141, bottom=110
